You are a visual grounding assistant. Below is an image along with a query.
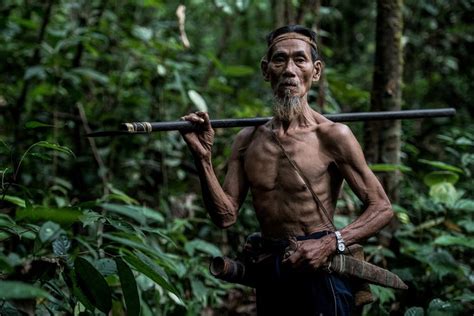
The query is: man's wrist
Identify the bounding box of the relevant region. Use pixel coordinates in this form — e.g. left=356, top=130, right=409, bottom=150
left=322, top=234, right=337, bottom=255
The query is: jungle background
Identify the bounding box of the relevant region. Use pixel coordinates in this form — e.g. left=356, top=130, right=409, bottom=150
left=0, top=0, right=473, bottom=315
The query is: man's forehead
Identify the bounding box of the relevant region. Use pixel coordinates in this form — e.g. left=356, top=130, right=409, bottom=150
left=270, top=39, right=312, bottom=56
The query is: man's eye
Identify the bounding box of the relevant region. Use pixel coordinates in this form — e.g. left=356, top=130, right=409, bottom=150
left=272, top=56, right=285, bottom=63
left=295, top=58, right=306, bottom=63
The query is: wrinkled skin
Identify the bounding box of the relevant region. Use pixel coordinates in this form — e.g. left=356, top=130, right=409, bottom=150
left=181, top=38, right=393, bottom=271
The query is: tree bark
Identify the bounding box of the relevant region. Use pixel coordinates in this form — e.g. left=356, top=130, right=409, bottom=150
left=364, top=0, right=403, bottom=202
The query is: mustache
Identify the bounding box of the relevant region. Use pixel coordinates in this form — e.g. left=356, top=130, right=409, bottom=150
left=277, top=79, right=298, bottom=88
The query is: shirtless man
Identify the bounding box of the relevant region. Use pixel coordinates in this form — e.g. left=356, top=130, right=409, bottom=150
left=181, top=25, right=393, bottom=316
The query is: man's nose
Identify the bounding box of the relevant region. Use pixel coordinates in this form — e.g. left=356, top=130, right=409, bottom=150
left=283, top=59, right=297, bottom=77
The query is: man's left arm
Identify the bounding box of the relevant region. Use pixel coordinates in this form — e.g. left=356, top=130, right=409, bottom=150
left=284, top=123, right=393, bottom=270
left=329, top=123, right=394, bottom=247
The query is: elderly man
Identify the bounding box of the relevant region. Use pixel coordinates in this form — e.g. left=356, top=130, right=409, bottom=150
left=181, top=25, right=393, bottom=316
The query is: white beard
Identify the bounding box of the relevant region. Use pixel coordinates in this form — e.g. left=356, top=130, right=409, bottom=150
left=272, top=90, right=304, bottom=122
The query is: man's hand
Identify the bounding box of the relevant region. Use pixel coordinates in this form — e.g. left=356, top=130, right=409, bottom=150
left=282, top=235, right=335, bottom=270
left=180, top=111, right=215, bottom=160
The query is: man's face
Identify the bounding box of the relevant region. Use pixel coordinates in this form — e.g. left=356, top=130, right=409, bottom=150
left=264, top=38, right=322, bottom=99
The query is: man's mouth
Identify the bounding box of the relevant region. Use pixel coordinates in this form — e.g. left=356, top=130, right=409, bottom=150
left=278, top=81, right=298, bottom=91
left=279, top=81, right=298, bottom=87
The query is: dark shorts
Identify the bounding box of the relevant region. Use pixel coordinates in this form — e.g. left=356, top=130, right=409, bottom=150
left=254, top=231, right=354, bottom=316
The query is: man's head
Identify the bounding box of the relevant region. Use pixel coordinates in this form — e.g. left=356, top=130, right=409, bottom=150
left=261, top=25, right=323, bottom=122
left=265, top=25, right=320, bottom=62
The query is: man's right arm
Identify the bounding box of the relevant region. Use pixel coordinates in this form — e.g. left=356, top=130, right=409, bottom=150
left=181, top=112, right=250, bottom=228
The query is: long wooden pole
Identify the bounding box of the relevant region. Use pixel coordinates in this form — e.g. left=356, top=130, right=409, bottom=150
left=86, top=108, right=455, bottom=137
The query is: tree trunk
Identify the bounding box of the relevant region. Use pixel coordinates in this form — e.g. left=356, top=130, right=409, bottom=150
left=364, top=0, right=403, bottom=202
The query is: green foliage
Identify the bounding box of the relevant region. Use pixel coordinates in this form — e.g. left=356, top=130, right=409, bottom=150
left=0, top=0, right=472, bottom=314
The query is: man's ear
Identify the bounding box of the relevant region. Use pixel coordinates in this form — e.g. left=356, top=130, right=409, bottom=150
left=312, top=60, right=323, bottom=82
left=261, top=58, right=270, bottom=81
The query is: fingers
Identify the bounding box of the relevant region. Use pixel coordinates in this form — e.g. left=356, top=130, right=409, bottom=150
left=282, top=240, right=328, bottom=270
left=181, top=111, right=210, bottom=124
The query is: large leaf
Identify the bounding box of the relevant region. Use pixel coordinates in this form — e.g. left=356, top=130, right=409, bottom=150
left=74, top=257, right=112, bottom=314
left=187, top=90, right=208, bottom=112
left=184, top=239, right=222, bottom=257
left=124, top=251, right=181, bottom=298
left=17, top=207, right=82, bottom=224
left=434, top=235, right=474, bottom=249
left=369, top=284, right=395, bottom=305
left=2, top=195, right=26, bottom=207
left=102, top=233, right=153, bottom=254
left=418, top=159, right=464, bottom=174
left=64, top=267, right=95, bottom=312
left=426, top=250, right=463, bottom=279
left=95, top=258, right=117, bottom=277
left=115, top=258, right=140, bottom=316
left=453, top=199, right=474, bottom=212
left=429, top=182, right=457, bottom=205
left=423, top=171, right=459, bottom=186
left=0, top=281, right=53, bottom=300
left=369, top=163, right=412, bottom=172
left=101, top=203, right=164, bottom=225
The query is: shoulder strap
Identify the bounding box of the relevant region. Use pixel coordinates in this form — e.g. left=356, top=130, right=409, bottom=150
left=269, top=128, right=336, bottom=231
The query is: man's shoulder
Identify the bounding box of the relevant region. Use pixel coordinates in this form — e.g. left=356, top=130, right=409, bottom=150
left=235, top=126, right=259, bottom=143
left=317, top=121, right=353, bottom=141
left=316, top=122, right=359, bottom=159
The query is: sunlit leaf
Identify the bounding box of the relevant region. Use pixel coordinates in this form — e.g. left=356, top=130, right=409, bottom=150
left=132, top=26, right=153, bottom=41
left=187, top=90, right=208, bottom=112
left=418, top=159, right=464, bottom=174
left=429, top=182, right=457, bottom=205
left=369, top=163, right=412, bottom=172
left=423, top=171, right=459, bottom=186
left=2, top=195, right=26, bottom=207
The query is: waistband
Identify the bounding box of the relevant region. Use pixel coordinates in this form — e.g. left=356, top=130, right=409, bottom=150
left=261, top=231, right=332, bottom=253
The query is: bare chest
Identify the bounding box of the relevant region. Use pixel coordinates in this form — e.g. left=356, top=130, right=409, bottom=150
left=243, top=131, right=333, bottom=192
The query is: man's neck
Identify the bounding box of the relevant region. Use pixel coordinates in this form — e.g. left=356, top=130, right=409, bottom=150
left=273, top=103, right=318, bottom=133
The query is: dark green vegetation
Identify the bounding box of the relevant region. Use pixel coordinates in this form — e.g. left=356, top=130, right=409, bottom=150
left=0, top=0, right=473, bottom=315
